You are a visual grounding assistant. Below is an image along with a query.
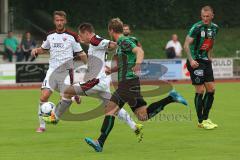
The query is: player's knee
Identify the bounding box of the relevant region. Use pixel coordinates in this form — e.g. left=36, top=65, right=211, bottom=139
left=195, top=86, right=205, bottom=94
left=136, top=114, right=148, bottom=121
left=206, top=87, right=215, bottom=93
left=63, top=92, right=73, bottom=99
left=63, top=87, right=76, bottom=99
left=104, top=102, right=119, bottom=116
left=105, top=107, right=118, bottom=116
left=135, top=108, right=148, bottom=121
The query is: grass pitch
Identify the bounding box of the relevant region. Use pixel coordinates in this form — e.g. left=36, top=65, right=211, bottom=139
left=0, top=83, right=240, bottom=160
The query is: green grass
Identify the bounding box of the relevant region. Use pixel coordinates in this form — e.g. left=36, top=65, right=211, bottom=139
left=96, top=28, right=240, bottom=59
left=0, top=76, right=16, bottom=80
left=0, top=83, right=240, bottom=160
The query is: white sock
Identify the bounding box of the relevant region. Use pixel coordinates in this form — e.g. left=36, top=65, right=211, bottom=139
left=117, top=108, right=136, bottom=131
left=54, top=97, right=72, bottom=119
left=38, top=102, right=46, bottom=128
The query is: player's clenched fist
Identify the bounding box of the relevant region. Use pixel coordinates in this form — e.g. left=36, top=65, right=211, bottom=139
left=31, top=48, right=38, bottom=57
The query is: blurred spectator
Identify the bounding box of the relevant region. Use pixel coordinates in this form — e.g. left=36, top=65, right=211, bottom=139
left=165, top=34, right=182, bottom=59
left=3, top=31, right=19, bottom=62
left=123, top=24, right=142, bottom=48
left=15, top=34, right=24, bottom=62
left=123, top=24, right=131, bottom=36
left=21, top=31, right=37, bottom=61
left=16, top=47, right=24, bottom=62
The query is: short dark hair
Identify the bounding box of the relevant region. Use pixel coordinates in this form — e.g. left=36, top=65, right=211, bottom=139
left=78, top=23, right=95, bottom=33
left=123, top=24, right=130, bottom=28
left=108, top=18, right=123, bottom=33
left=53, top=11, right=67, bottom=18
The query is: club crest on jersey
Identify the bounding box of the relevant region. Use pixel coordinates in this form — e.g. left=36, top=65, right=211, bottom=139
left=63, top=37, right=67, bottom=41
left=207, top=30, right=213, bottom=38
left=194, top=69, right=204, bottom=76
left=195, top=77, right=201, bottom=83
left=201, top=31, right=205, bottom=37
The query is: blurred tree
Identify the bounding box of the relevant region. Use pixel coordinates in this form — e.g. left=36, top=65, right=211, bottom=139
left=10, top=0, right=240, bottom=29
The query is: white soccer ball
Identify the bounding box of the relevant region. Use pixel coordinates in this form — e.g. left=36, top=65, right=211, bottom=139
left=40, top=102, right=55, bottom=116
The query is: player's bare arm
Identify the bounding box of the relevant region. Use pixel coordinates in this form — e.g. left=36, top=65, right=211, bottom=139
left=132, top=46, right=144, bottom=73
left=31, top=47, right=48, bottom=57
left=108, top=41, right=117, bottom=50
left=105, top=41, right=118, bottom=75
left=74, top=51, right=88, bottom=64
left=184, top=36, right=199, bottom=68
left=208, top=49, right=213, bottom=61
left=137, top=42, right=143, bottom=48
left=105, top=54, right=118, bottom=75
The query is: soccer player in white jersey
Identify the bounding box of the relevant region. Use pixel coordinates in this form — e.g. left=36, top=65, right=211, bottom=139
left=44, top=23, right=144, bottom=142
left=31, top=11, right=88, bottom=133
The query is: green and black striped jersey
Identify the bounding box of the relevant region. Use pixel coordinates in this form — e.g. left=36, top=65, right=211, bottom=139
left=188, top=21, right=219, bottom=60
left=116, top=36, right=138, bottom=82
left=129, top=36, right=139, bottom=46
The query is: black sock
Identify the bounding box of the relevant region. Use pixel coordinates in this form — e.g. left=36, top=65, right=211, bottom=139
left=97, top=115, right=115, bottom=147
left=194, top=93, right=204, bottom=123
left=147, top=96, right=174, bottom=119
left=203, top=92, right=214, bottom=120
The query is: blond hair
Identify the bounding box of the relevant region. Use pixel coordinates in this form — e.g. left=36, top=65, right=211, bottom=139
left=201, top=6, right=214, bottom=13
left=108, top=18, right=123, bottom=33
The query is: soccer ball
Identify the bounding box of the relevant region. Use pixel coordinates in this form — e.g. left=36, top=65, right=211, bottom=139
left=40, top=102, right=55, bottom=116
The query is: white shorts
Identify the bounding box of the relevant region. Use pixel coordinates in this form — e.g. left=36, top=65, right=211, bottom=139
left=73, top=75, right=111, bottom=105
left=41, top=69, right=71, bottom=93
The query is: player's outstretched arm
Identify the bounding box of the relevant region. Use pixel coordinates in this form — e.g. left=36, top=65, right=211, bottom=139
left=108, top=41, right=117, bottom=50
left=132, top=46, right=144, bottom=73
left=105, top=54, right=118, bottom=75
left=31, top=47, right=47, bottom=57
left=184, top=36, right=199, bottom=68
left=74, top=51, right=88, bottom=64
left=208, top=49, right=213, bottom=61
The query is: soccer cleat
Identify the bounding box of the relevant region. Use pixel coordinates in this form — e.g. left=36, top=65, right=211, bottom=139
left=42, top=111, right=59, bottom=124
left=85, top=138, right=103, bottom=152
left=169, top=90, right=188, bottom=106
left=201, top=120, right=215, bottom=130
left=135, top=124, right=144, bottom=143
left=36, top=127, right=46, bottom=133
left=81, top=78, right=99, bottom=92
left=206, top=119, right=218, bottom=128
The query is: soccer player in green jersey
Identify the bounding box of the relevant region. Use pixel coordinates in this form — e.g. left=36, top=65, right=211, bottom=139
left=123, top=24, right=142, bottom=48
left=184, top=6, right=219, bottom=130
left=85, top=18, right=188, bottom=152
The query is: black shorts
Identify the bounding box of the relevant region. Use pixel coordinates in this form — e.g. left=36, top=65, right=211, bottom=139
left=110, top=78, right=147, bottom=112
left=186, top=59, right=214, bottom=85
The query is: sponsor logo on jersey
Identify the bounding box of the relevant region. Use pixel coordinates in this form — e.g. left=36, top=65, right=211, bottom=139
left=53, top=43, right=64, bottom=48
left=194, top=69, right=204, bottom=76
left=201, top=31, right=205, bottom=37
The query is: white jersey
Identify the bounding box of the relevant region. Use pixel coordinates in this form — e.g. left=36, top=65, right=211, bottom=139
left=165, top=40, right=182, bottom=57
left=41, top=30, right=83, bottom=70
left=87, top=35, right=110, bottom=79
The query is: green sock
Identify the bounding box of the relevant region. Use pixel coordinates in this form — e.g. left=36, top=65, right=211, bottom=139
left=195, top=93, right=204, bottom=123
left=203, top=92, right=214, bottom=120
left=97, top=115, right=115, bottom=147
